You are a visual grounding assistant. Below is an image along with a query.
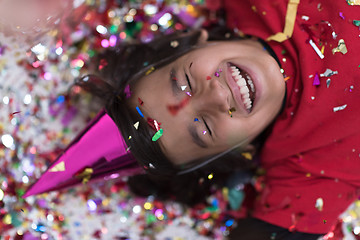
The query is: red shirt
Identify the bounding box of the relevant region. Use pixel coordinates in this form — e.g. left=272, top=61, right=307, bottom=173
left=224, top=0, right=360, bottom=234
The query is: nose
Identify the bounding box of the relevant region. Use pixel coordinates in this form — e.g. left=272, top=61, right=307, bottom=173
left=192, top=78, right=229, bottom=114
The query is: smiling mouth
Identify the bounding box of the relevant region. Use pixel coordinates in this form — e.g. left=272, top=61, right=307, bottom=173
left=229, top=64, right=256, bottom=112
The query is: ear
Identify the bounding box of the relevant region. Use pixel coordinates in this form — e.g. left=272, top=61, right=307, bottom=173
left=197, top=29, right=209, bottom=44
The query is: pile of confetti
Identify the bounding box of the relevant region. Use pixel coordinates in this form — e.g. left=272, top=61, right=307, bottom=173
left=0, top=0, right=242, bottom=239
left=1, top=0, right=360, bottom=239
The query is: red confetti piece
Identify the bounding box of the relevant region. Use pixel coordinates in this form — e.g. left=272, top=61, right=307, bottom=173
left=98, top=59, right=108, bottom=70
left=10, top=111, right=21, bottom=116
left=138, top=97, right=144, bottom=105
left=206, top=76, right=211, bottom=80
left=167, top=96, right=190, bottom=116
left=147, top=117, right=161, bottom=131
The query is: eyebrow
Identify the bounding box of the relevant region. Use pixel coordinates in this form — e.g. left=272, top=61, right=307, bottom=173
left=188, top=125, right=208, bottom=149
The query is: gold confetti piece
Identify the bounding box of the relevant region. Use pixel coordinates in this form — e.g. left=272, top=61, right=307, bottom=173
left=267, top=0, right=300, bottom=42
left=49, top=161, right=65, bottom=172
left=76, top=168, right=93, bottom=184
left=315, top=198, right=324, bottom=211
left=145, top=66, right=155, bottom=75
left=347, top=0, right=360, bottom=5
left=333, top=104, right=347, bottom=112
left=3, top=214, right=11, bottom=224
left=133, top=121, right=139, bottom=129
left=242, top=152, right=253, bottom=160
left=332, top=39, right=347, bottom=55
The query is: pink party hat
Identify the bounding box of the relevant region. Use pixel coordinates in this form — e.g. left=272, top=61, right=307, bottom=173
left=23, top=110, right=143, bottom=197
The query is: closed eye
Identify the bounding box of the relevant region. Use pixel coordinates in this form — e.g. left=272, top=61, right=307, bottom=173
left=202, top=117, right=212, bottom=136
left=185, top=73, right=192, bottom=91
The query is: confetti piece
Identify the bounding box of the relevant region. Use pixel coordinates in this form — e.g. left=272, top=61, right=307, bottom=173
left=151, top=128, right=163, bottom=141
left=320, top=69, right=338, bottom=77
left=194, top=118, right=199, bottom=122
left=333, top=104, right=347, bottom=112
left=181, top=85, right=187, bottom=91
left=49, top=161, right=66, bottom=172
left=206, top=76, right=211, bottom=80
left=267, top=0, right=299, bottom=42
left=203, top=130, right=207, bottom=135
left=339, top=12, right=345, bottom=20
left=136, top=106, right=144, bottom=117
left=214, top=72, right=220, bottom=77
left=315, top=198, right=324, bottom=211
left=10, top=111, right=21, bottom=116
left=170, top=40, right=179, bottom=48
left=76, top=168, right=93, bottom=184
left=147, top=118, right=161, bottom=131
left=98, top=59, right=108, bottom=70
left=332, top=39, right=347, bottom=55
left=228, top=107, right=236, bottom=117
left=353, top=20, right=360, bottom=27
left=309, top=39, right=324, bottom=59
left=241, top=152, right=253, bottom=160
left=313, top=72, right=320, bottom=86
left=138, top=97, right=144, bottom=105
left=149, top=163, right=155, bottom=169
left=124, top=84, right=131, bottom=98
left=347, top=0, right=360, bottom=5
left=326, top=79, right=331, bottom=88
left=145, top=66, right=155, bottom=75
left=133, top=121, right=139, bottom=129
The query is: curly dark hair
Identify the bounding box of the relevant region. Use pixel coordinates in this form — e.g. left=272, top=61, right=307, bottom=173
left=75, top=27, right=278, bottom=205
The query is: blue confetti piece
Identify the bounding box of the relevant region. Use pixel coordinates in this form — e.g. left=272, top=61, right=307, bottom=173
left=194, top=118, right=199, bottom=122
left=56, top=95, right=65, bottom=103
left=225, top=219, right=234, bottom=227
left=136, top=106, right=144, bottom=117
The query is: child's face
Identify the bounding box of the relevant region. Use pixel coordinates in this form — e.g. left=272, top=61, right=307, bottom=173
left=131, top=39, right=286, bottom=165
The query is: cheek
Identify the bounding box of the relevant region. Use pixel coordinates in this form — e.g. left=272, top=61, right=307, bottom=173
left=217, top=121, right=251, bottom=147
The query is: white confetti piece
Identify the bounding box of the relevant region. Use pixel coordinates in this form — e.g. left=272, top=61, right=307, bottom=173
left=333, top=104, right=347, bottom=112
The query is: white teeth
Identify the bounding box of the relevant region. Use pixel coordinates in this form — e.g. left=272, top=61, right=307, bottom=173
left=230, top=66, right=254, bottom=111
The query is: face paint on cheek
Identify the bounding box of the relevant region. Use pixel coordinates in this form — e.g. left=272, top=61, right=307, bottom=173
left=167, top=96, right=190, bottom=116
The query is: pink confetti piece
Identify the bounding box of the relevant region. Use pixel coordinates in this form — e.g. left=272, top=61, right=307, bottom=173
left=313, top=72, right=320, bottom=86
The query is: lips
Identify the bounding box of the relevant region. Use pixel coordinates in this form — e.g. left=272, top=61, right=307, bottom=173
left=226, top=63, right=256, bottom=113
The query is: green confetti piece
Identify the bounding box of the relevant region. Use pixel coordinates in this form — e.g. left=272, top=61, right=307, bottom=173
left=353, top=20, right=360, bottom=27
left=151, top=129, right=163, bottom=141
